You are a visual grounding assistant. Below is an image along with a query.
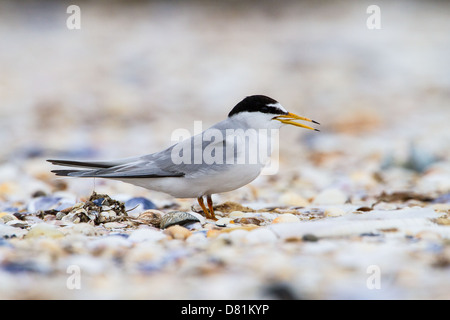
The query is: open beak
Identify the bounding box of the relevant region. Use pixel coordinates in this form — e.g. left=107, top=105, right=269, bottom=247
left=274, top=112, right=320, bottom=131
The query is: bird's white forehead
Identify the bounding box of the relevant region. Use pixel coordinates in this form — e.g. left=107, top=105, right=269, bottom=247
left=267, top=102, right=288, bottom=114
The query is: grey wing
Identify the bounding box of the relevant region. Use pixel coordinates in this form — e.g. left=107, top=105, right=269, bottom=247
left=49, top=154, right=185, bottom=178
left=151, top=123, right=235, bottom=178
left=50, top=120, right=233, bottom=179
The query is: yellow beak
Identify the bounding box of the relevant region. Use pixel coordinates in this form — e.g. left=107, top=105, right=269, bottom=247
left=274, top=112, right=320, bottom=131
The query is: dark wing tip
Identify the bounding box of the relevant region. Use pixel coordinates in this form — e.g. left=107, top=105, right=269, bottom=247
left=51, top=169, right=80, bottom=176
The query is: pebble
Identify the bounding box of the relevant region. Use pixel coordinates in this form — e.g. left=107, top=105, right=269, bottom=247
left=245, top=228, right=278, bottom=244
left=0, top=212, right=18, bottom=224
left=324, top=207, right=347, bottom=217
left=228, top=229, right=250, bottom=244
left=0, top=224, right=27, bottom=238
left=373, top=202, right=399, bottom=211
left=97, top=210, right=117, bottom=223
left=183, top=221, right=203, bottom=230
left=160, top=211, right=200, bottom=229
left=271, top=213, right=300, bottom=224
left=415, top=231, right=442, bottom=241
left=280, top=192, right=309, bottom=207
left=163, top=225, right=191, bottom=240
left=432, top=203, right=450, bottom=213
left=6, top=220, right=28, bottom=228
left=228, top=211, right=246, bottom=218
left=215, top=217, right=232, bottom=227
left=134, top=209, right=163, bottom=227
left=103, top=222, right=127, bottom=229
left=64, top=223, right=98, bottom=236
left=128, top=228, right=167, bottom=242
left=233, top=217, right=265, bottom=225
left=313, top=188, right=348, bottom=205
left=302, top=233, right=319, bottom=242
left=25, top=223, right=64, bottom=239
left=185, top=232, right=208, bottom=245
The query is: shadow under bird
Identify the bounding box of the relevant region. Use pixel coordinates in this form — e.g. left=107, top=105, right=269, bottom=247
left=48, top=95, right=320, bottom=220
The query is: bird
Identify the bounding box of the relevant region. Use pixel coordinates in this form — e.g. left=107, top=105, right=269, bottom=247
left=48, top=95, right=319, bottom=220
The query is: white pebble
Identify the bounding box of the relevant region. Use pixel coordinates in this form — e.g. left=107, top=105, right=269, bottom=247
left=164, top=225, right=191, bottom=240
left=228, top=229, right=249, bottom=244
left=25, top=223, right=64, bottom=239
left=103, top=222, right=127, bottom=229
left=280, top=192, right=309, bottom=207
left=215, top=218, right=232, bottom=226
left=245, top=228, right=278, bottom=244
left=64, top=222, right=98, bottom=236
left=128, top=228, right=167, bottom=242
left=432, top=203, right=450, bottom=213
left=0, top=213, right=18, bottom=224
left=313, top=188, right=347, bottom=205
left=324, top=207, right=347, bottom=217
left=0, top=224, right=27, bottom=238
left=186, top=232, right=207, bottom=245
left=229, top=211, right=245, bottom=218
left=271, top=213, right=300, bottom=224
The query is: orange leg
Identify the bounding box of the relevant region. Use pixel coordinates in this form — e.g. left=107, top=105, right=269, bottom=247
left=206, top=195, right=217, bottom=220
left=197, top=196, right=211, bottom=219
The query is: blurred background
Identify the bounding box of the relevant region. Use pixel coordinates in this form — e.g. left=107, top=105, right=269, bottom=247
left=0, top=0, right=449, bottom=203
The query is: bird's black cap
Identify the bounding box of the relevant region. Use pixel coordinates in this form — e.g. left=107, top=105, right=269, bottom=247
left=228, top=95, right=288, bottom=118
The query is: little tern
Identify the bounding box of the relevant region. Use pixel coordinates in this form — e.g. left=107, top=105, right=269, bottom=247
left=48, top=95, right=319, bottom=220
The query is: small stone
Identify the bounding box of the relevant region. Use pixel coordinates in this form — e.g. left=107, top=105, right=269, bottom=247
left=313, top=188, right=347, bottom=205
left=25, top=223, right=64, bottom=239
left=228, top=211, right=246, bottom=218
left=228, top=229, right=249, bottom=244
left=356, top=206, right=373, bottom=212
left=103, top=222, right=127, bottom=229
left=129, top=228, right=167, bottom=242
left=433, top=217, right=450, bottom=226
left=6, top=220, right=28, bottom=228
left=373, top=202, right=398, bottom=210
left=271, top=213, right=300, bottom=224
left=183, top=222, right=203, bottom=230
left=61, top=208, right=93, bottom=224
left=215, top=218, right=232, bottom=227
left=160, top=211, right=200, bottom=229
left=65, top=223, right=98, bottom=236
left=245, top=228, right=277, bottom=244
left=432, top=204, right=450, bottom=213
left=98, top=210, right=117, bottom=223
left=0, top=224, right=27, bottom=238
left=55, top=211, right=67, bottom=220
left=206, top=229, right=222, bottom=238
left=164, top=225, right=191, bottom=240
left=185, top=232, right=207, bottom=245
left=233, top=217, right=265, bottom=226
left=415, top=231, right=441, bottom=241
left=324, top=207, right=347, bottom=217
left=135, top=209, right=163, bottom=227
left=302, top=234, right=319, bottom=242
left=280, top=192, right=309, bottom=207
left=0, top=212, right=18, bottom=224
